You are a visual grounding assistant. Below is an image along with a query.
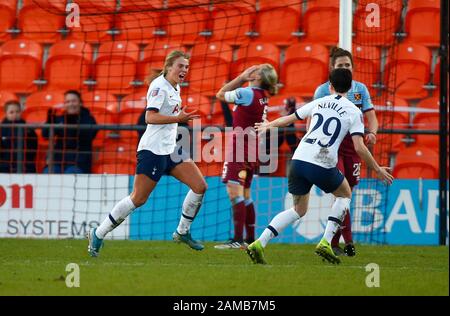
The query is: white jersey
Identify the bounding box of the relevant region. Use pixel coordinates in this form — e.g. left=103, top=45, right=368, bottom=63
left=137, top=75, right=182, bottom=155
left=292, top=94, right=365, bottom=168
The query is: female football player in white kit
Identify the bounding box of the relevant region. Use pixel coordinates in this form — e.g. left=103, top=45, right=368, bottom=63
left=247, top=69, right=393, bottom=265
left=88, top=51, right=207, bottom=257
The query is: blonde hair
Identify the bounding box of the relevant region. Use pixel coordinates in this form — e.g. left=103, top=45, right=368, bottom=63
left=161, top=50, right=190, bottom=76
left=259, top=64, right=278, bottom=96
left=145, top=68, right=162, bottom=86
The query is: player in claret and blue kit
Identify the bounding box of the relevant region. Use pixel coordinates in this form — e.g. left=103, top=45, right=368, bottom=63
left=247, top=68, right=393, bottom=265
left=215, top=64, right=279, bottom=249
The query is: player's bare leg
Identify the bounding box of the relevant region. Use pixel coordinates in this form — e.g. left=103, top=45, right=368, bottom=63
left=170, top=160, right=207, bottom=251
left=247, top=194, right=308, bottom=264
left=89, top=174, right=157, bottom=257
left=315, top=178, right=352, bottom=264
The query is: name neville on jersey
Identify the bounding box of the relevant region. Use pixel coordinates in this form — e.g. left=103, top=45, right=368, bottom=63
left=317, top=101, right=347, bottom=117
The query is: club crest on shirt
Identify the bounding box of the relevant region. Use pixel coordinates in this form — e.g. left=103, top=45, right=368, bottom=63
left=354, top=93, right=362, bottom=101
left=238, top=170, right=247, bottom=180
left=151, top=88, right=160, bottom=97
left=172, top=104, right=180, bottom=114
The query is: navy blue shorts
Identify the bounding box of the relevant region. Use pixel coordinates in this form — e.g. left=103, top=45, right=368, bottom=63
left=288, top=160, right=344, bottom=195
left=136, top=149, right=190, bottom=182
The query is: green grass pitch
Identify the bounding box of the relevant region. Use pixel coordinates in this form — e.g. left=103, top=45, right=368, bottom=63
left=0, top=239, right=448, bottom=296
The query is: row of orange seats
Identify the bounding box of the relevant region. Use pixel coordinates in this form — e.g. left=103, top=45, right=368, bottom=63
left=0, top=90, right=440, bottom=143
left=0, top=0, right=441, bottom=46
left=0, top=90, right=230, bottom=146
left=373, top=96, right=440, bottom=153
left=0, top=39, right=441, bottom=99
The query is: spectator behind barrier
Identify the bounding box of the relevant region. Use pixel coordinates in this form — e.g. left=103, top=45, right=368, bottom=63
left=42, top=90, right=97, bottom=174
left=0, top=100, right=38, bottom=173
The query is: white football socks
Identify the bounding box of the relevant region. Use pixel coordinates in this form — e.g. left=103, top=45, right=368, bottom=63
left=323, top=197, right=351, bottom=243
left=259, top=208, right=300, bottom=247
left=96, top=196, right=136, bottom=239
left=176, top=190, right=204, bottom=235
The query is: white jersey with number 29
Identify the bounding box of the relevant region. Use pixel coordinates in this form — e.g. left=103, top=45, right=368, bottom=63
left=292, top=94, right=365, bottom=168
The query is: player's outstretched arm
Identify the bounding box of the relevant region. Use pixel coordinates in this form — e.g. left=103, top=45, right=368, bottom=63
left=216, top=65, right=259, bottom=101
left=255, top=113, right=297, bottom=134
left=352, top=135, right=394, bottom=185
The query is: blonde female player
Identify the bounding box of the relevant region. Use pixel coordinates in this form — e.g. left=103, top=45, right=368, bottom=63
left=215, top=64, right=278, bottom=249
left=88, top=51, right=207, bottom=257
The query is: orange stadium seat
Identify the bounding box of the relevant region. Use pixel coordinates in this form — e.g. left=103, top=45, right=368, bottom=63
left=354, top=0, right=403, bottom=46
left=137, top=41, right=184, bottom=81
left=45, top=40, right=92, bottom=91
left=413, top=97, right=439, bottom=149
left=197, top=161, right=224, bottom=177
left=164, top=6, right=209, bottom=43
left=18, top=0, right=66, bottom=43
left=67, top=15, right=114, bottom=44
left=182, top=93, right=212, bottom=117
left=209, top=2, right=256, bottom=44
left=121, top=92, right=147, bottom=110
left=393, top=146, right=439, bottom=179
left=22, top=106, right=49, bottom=123
left=94, top=139, right=137, bottom=164
left=197, top=130, right=225, bottom=176
left=373, top=94, right=409, bottom=108
left=72, top=0, right=117, bottom=14
left=0, top=0, right=16, bottom=42
left=118, top=107, right=145, bottom=141
left=353, top=45, right=381, bottom=89
left=120, top=0, right=165, bottom=10
left=94, top=41, right=139, bottom=94
left=266, top=94, right=303, bottom=121
left=0, top=90, right=18, bottom=105
left=0, top=39, right=43, bottom=93
left=208, top=111, right=226, bottom=126
left=93, top=160, right=136, bottom=175
left=21, top=106, right=50, bottom=143
left=405, top=0, right=440, bottom=47
left=66, top=0, right=117, bottom=43
left=166, top=0, right=211, bottom=7
left=231, top=43, right=279, bottom=79
left=255, top=0, right=302, bottom=45
left=83, top=91, right=118, bottom=113
left=25, top=91, right=65, bottom=109
left=375, top=110, right=409, bottom=153
left=115, top=0, right=162, bottom=44
left=88, top=106, right=117, bottom=125
left=188, top=42, right=233, bottom=95
left=302, top=0, right=339, bottom=45
left=88, top=105, right=117, bottom=147
left=282, top=43, right=328, bottom=97
left=384, top=44, right=431, bottom=99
